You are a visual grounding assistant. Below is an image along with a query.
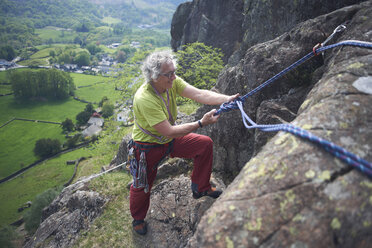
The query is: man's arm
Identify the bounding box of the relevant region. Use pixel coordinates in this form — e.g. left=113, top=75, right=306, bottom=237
left=153, top=109, right=219, bottom=138
left=180, top=84, right=239, bottom=105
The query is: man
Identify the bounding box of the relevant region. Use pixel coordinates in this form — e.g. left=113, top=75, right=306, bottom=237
left=129, top=50, right=239, bottom=235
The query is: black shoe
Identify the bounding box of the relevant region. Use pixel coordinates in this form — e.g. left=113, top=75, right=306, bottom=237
left=132, top=219, right=147, bottom=235
left=192, top=187, right=222, bottom=199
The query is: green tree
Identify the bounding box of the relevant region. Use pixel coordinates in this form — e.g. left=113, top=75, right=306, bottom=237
left=84, top=103, right=94, bottom=114
left=0, top=45, right=16, bottom=61
left=33, top=138, right=61, bottom=158
left=65, top=134, right=81, bottom=148
left=8, top=69, right=74, bottom=100
left=102, top=102, right=114, bottom=118
left=86, top=43, right=101, bottom=55
left=23, top=187, right=62, bottom=234
left=98, top=96, right=109, bottom=107
left=61, top=118, right=74, bottom=132
left=0, top=225, right=17, bottom=248
left=176, top=42, right=224, bottom=90
left=76, top=111, right=91, bottom=125
left=74, top=52, right=90, bottom=67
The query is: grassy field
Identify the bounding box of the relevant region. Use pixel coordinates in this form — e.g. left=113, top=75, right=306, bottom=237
left=0, top=120, right=66, bottom=179
left=71, top=73, right=123, bottom=104
left=102, top=16, right=122, bottom=24
left=35, top=27, right=77, bottom=44
left=70, top=73, right=110, bottom=87
left=0, top=147, right=93, bottom=225
left=0, top=84, right=12, bottom=95
left=0, top=95, right=86, bottom=125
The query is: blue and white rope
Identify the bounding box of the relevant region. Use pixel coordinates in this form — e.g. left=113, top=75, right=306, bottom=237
left=216, top=40, right=372, bottom=177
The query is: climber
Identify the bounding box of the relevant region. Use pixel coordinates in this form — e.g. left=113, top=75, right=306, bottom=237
left=128, top=50, right=240, bottom=235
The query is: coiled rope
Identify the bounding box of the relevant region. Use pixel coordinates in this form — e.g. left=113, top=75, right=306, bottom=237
left=215, top=33, right=372, bottom=177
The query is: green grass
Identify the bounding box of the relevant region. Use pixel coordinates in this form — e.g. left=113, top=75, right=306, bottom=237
left=0, top=71, right=7, bottom=82
left=0, top=95, right=86, bottom=125
left=0, top=120, right=67, bottom=179
left=18, top=58, right=49, bottom=67
left=102, top=16, right=122, bottom=24
left=70, top=73, right=110, bottom=87
left=178, top=102, right=200, bottom=115
left=29, top=47, right=55, bottom=59
left=35, top=27, right=77, bottom=43
left=0, top=147, right=93, bottom=225
left=0, top=84, right=12, bottom=94
left=75, top=81, right=122, bottom=104
left=73, top=172, right=134, bottom=248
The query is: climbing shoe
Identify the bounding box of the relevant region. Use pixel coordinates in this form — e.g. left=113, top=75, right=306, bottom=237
left=132, top=219, right=147, bottom=235
left=192, top=187, right=222, bottom=199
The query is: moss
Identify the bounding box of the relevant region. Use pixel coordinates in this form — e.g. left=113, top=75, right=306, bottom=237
left=245, top=217, right=262, bottom=231
left=280, top=190, right=296, bottom=216
left=339, top=122, right=349, bottom=129
left=360, top=180, right=372, bottom=189
left=274, top=133, right=290, bottom=146
left=288, top=136, right=299, bottom=155
left=216, top=234, right=221, bottom=241
left=318, top=170, right=331, bottom=181
left=274, top=162, right=287, bottom=180
left=305, top=169, right=315, bottom=179
left=225, top=236, right=234, bottom=248
left=331, top=218, right=341, bottom=230
left=363, top=221, right=371, bottom=227
left=347, top=62, right=364, bottom=69
left=301, top=124, right=312, bottom=130
left=299, top=99, right=311, bottom=111
left=293, top=214, right=304, bottom=222
left=369, top=196, right=372, bottom=205
left=246, top=163, right=267, bottom=180
left=208, top=212, right=217, bottom=224
left=289, top=226, right=297, bottom=236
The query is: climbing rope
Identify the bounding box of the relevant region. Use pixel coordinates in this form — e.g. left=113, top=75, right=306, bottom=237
left=215, top=38, right=372, bottom=178
left=65, top=162, right=126, bottom=189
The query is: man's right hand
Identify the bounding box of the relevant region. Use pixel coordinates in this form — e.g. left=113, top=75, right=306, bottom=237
left=200, top=109, right=220, bottom=127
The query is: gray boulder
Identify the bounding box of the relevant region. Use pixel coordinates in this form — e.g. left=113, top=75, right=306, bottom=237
left=24, top=181, right=107, bottom=248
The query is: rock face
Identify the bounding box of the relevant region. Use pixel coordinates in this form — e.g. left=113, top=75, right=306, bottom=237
left=171, top=0, right=364, bottom=63
left=24, top=181, right=107, bottom=248
left=188, top=1, right=372, bottom=247
left=171, top=0, right=244, bottom=62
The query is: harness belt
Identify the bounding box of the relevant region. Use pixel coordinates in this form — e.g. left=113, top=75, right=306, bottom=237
left=127, top=139, right=174, bottom=193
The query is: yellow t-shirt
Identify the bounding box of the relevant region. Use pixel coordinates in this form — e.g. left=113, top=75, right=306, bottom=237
left=132, top=77, right=188, bottom=144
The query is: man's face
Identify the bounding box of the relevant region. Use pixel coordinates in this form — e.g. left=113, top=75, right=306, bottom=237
left=154, top=62, right=176, bottom=91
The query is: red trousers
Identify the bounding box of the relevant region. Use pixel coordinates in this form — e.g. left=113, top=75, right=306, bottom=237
left=130, top=133, right=213, bottom=220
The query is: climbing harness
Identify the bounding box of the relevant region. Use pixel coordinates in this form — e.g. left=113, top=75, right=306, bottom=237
left=127, top=139, right=174, bottom=193
left=215, top=30, right=372, bottom=177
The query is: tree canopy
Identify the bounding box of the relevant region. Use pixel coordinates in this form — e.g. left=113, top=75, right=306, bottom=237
left=8, top=69, right=75, bottom=100
left=176, top=42, right=224, bottom=90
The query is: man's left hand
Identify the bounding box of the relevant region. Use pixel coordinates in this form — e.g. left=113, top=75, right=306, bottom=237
left=226, top=93, right=240, bottom=103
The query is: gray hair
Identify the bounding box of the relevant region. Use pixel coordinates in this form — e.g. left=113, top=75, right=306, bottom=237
left=141, top=50, right=177, bottom=82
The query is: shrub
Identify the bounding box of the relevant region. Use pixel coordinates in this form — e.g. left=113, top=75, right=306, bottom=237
left=33, top=138, right=62, bottom=158
left=101, top=102, right=114, bottom=118
left=61, top=118, right=75, bottom=132
left=0, top=225, right=17, bottom=248
left=24, top=187, right=62, bottom=234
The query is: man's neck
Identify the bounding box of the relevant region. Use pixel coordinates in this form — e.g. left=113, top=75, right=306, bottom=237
left=151, top=81, right=166, bottom=94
